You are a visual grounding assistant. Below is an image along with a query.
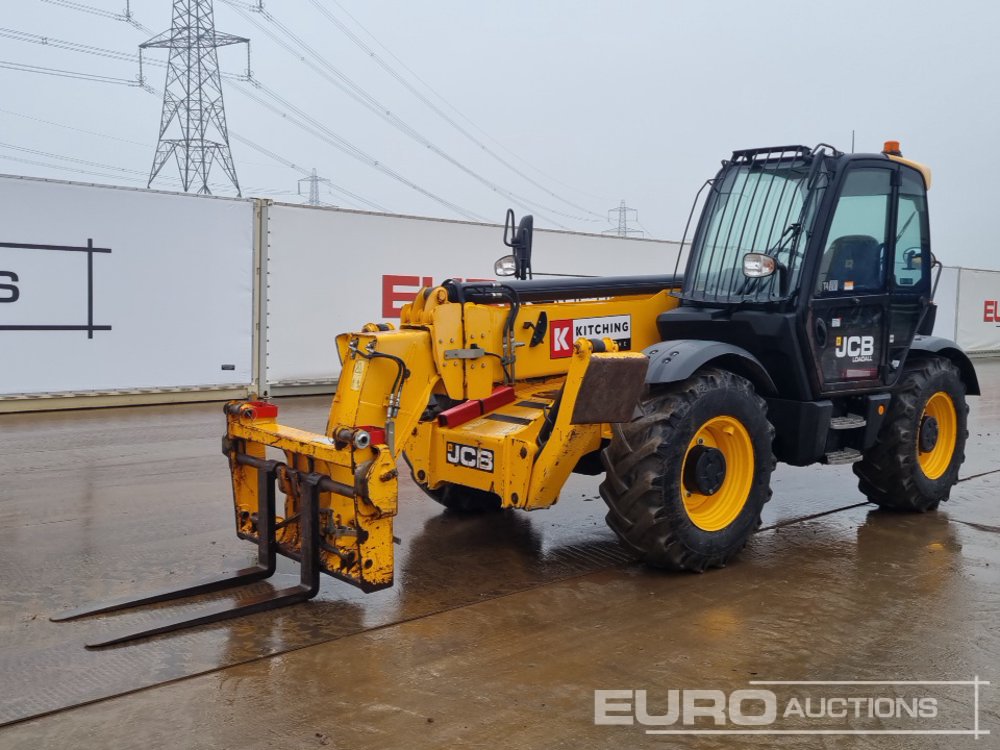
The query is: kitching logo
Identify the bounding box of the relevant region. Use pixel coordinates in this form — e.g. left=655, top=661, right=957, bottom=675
left=549, top=314, right=632, bottom=358
left=835, top=335, right=874, bottom=362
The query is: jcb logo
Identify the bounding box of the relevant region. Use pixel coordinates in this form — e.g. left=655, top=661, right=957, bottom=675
left=835, top=335, right=875, bottom=359
left=446, top=442, right=494, bottom=472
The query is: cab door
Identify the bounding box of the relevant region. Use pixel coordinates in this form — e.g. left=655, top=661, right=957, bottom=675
left=807, top=164, right=894, bottom=393
left=886, top=168, right=932, bottom=370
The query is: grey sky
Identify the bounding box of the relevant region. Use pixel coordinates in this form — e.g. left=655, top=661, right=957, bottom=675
left=1, top=0, right=995, bottom=267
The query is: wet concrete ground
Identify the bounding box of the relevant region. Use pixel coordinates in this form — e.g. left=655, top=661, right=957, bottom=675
left=1, top=362, right=998, bottom=748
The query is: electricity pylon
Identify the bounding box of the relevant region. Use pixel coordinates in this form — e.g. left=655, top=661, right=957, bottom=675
left=142, top=0, right=248, bottom=195
left=298, top=168, right=332, bottom=206
left=602, top=199, right=643, bottom=238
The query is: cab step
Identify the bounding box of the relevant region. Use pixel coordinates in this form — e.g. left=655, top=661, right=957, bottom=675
left=824, top=448, right=863, bottom=465
left=830, top=414, right=866, bottom=430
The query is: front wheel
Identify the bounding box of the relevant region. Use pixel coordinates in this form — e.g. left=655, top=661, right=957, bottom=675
left=600, top=368, right=775, bottom=572
left=855, top=357, right=968, bottom=511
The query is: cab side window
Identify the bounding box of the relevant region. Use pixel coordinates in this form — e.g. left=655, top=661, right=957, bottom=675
left=893, top=170, right=930, bottom=291
left=815, top=168, right=892, bottom=295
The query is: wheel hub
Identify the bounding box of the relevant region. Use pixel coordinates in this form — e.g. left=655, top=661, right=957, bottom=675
left=684, top=445, right=727, bottom=496
left=919, top=415, right=939, bottom=452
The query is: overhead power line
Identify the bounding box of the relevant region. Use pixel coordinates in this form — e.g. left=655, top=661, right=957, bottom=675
left=0, top=59, right=137, bottom=86
left=0, top=140, right=275, bottom=194
left=0, top=152, right=153, bottom=183
left=1, top=21, right=479, bottom=219
left=232, top=77, right=487, bottom=221
left=21, top=0, right=619, bottom=228
left=228, top=131, right=390, bottom=212
left=0, top=25, right=248, bottom=89
left=0, top=57, right=390, bottom=211
left=310, top=0, right=611, bottom=213
left=0, top=141, right=147, bottom=175
left=1, top=58, right=485, bottom=219
left=0, top=107, right=150, bottom=148
left=635, top=219, right=655, bottom=238
left=4, top=21, right=467, bottom=217
left=119, top=0, right=150, bottom=32
left=50, top=0, right=149, bottom=32
left=39, top=0, right=152, bottom=32
left=0, top=26, right=138, bottom=64
left=40, top=0, right=118, bottom=21
left=221, top=1, right=574, bottom=227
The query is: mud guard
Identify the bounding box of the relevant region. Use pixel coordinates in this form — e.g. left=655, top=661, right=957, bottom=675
left=643, top=339, right=777, bottom=396
left=525, top=339, right=648, bottom=509
left=909, top=335, right=980, bottom=395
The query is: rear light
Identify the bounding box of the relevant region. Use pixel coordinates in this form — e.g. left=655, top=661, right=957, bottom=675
left=244, top=401, right=278, bottom=419
left=358, top=426, right=386, bottom=446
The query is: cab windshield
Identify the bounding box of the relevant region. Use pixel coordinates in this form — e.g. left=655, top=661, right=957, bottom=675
left=683, top=152, right=825, bottom=304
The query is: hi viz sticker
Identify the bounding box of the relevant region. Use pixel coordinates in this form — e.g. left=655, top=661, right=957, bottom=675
left=549, top=314, right=632, bottom=358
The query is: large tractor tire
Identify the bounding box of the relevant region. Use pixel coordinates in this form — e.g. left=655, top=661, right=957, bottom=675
left=855, top=357, right=968, bottom=512
left=420, top=482, right=504, bottom=514
left=600, top=368, right=775, bottom=571
left=402, top=453, right=504, bottom=513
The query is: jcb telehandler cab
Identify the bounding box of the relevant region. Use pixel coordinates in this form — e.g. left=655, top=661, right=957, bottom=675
left=602, top=141, right=978, bottom=569
left=55, top=141, right=979, bottom=647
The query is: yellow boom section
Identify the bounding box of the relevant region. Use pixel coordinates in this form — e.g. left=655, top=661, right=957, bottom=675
left=224, top=282, right=681, bottom=592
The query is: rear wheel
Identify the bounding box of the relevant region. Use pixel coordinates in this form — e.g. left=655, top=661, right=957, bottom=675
left=855, top=357, right=968, bottom=511
left=403, top=452, right=504, bottom=513
left=421, top=482, right=503, bottom=513
left=600, top=368, right=775, bottom=571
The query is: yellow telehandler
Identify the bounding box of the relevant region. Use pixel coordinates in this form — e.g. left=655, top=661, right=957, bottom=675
left=55, top=141, right=979, bottom=647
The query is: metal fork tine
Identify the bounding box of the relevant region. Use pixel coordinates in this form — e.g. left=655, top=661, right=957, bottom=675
left=85, top=583, right=315, bottom=649
left=83, top=471, right=323, bottom=649
left=50, top=565, right=274, bottom=622
left=51, top=462, right=279, bottom=623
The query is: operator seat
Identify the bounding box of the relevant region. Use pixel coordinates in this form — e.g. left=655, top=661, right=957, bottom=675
left=821, top=234, right=883, bottom=292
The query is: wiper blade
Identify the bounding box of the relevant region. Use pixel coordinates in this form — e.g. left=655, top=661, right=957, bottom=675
left=896, top=210, right=917, bottom=243
left=766, top=222, right=802, bottom=257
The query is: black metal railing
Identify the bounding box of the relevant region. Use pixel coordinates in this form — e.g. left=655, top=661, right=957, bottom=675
left=681, top=145, right=829, bottom=306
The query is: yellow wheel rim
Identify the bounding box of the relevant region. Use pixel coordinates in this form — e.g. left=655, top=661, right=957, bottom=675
left=917, top=391, right=957, bottom=480
left=681, top=415, right=755, bottom=531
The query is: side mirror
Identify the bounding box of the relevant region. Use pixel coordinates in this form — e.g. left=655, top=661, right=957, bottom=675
left=743, top=252, right=777, bottom=278
left=503, top=208, right=533, bottom=280
left=494, top=254, right=517, bottom=277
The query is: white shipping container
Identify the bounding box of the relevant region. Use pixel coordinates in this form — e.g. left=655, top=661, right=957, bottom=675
left=0, top=175, right=255, bottom=396
left=263, top=203, right=684, bottom=387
